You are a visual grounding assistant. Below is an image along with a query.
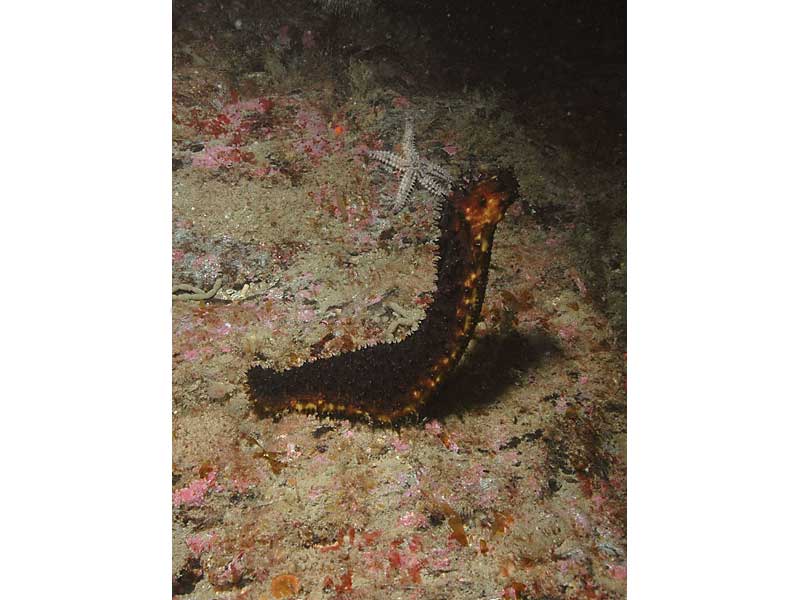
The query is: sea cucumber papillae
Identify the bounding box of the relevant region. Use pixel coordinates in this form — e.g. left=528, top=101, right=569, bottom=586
left=247, top=171, right=519, bottom=424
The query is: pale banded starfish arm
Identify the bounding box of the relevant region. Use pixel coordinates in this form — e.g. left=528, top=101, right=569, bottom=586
left=401, top=117, right=415, bottom=151
left=397, top=168, right=417, bottom=205
left=368, top=149, right=409, bottom=172
left=367, top=118, right=453, bottom=208
left=421, top=158, right=453, bottom=183
left=419, top=172, right=451, bottom=197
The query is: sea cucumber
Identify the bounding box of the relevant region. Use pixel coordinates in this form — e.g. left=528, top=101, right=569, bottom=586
left=247, top=171, right=519, bottom=424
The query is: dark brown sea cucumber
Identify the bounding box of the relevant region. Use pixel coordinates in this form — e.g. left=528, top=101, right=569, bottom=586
left=247, top=171, right=519, bottom=424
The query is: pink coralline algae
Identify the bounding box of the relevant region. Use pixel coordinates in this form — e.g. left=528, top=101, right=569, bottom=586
left=295, top=136, right=330, bottom=160
left=285, top=442, right=301, bottom=459
left=607, top=563, right=627, bottom=580
left=573, top=509, right=592, bottom=531
left=214, top=552, right=245, bottom=587
left=398, top=511, right=427, bottom=528
left=187, top=93, right=274, bottom=140
left=293, top=109, right=341, bottom=161
left=188, top=253, right=222, bottom=286
left=294, top=110, right=328, bottom=137
left=364, top=294, right=383, bottom=307
left=350, top=229, right=379, bottom=250
left=424, top=420, right=442, bottom=435
left=192, top=145, right=255, bottom=169
left=301, top=29, right=316, bottom=49
left=386, top=537, right=427, bottom=583
left=298, top=308, right=316, bottom=323
left=311, top=185, right=332, bottom=208
left=424, top=419, right=460, bottom=452
left=351, top=142, right=374, bottom=166
left=567, top=267, right=589, bottom=297
left=187, top=95, right=274, bottom=174
left=591, top=491, right=606, bottom=511
left=173, top=471, right=219, bottom=508
left=558, top=324, right=579, bottom=342
left=391, top=437, right=410, bottom=453
left=277, top=24, right=291, bottom=48
left=213, top=321, right=232, bottom=336
left=428, top=547, right=451, bottom=570
left=251, top=165, right=281, bottom=178
left=181, top=349, right=201, bottom=362
left=460, top=464, right=498, bottom=507
left=185, top=532, right=218, bottom=557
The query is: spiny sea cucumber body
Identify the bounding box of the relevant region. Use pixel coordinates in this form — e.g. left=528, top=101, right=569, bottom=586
left=247, top=172, right=519, bottom=424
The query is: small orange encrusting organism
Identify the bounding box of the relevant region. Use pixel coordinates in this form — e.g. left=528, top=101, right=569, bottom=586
left=270, top=573, right=301, bottom=598
left=247, top=172, right=519, bottom=424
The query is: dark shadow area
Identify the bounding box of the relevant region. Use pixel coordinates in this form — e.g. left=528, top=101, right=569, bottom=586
left=423, top=329, right=560, bottom=421
left=397, top=0, right=626, bottom=170
left=405, top=0, right=625, bottom=87
left=172, top=558, right=203, bottom=595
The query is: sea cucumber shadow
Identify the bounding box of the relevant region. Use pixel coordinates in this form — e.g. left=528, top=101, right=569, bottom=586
left=424, top=329, right=559, bottom=421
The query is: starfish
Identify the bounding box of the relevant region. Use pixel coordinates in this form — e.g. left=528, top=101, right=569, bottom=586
left=368, top=118, right=453, bottom=209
